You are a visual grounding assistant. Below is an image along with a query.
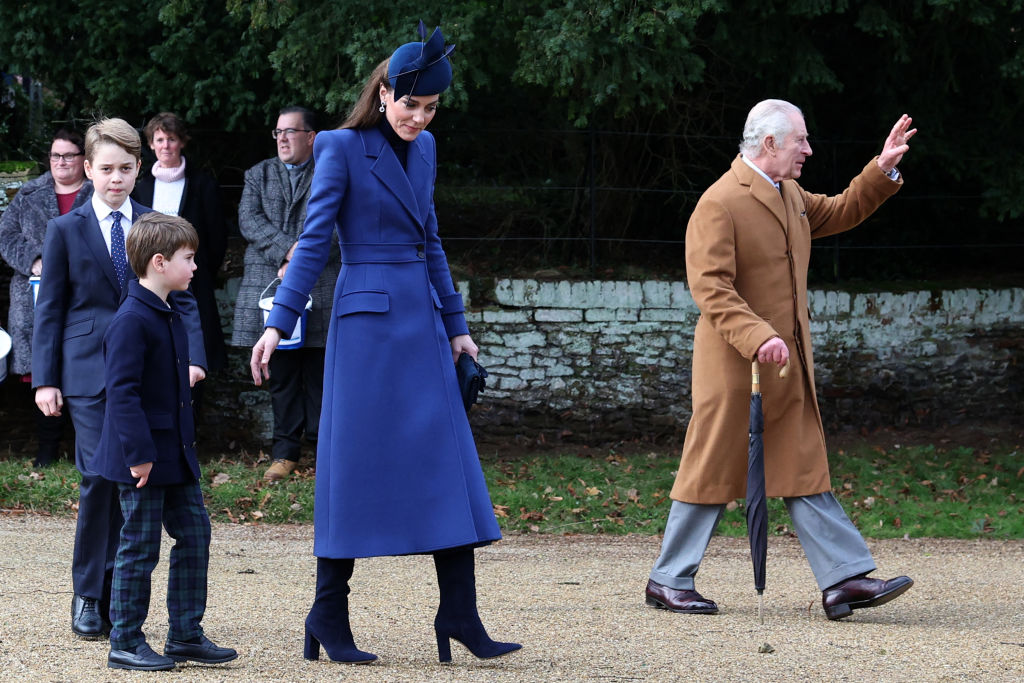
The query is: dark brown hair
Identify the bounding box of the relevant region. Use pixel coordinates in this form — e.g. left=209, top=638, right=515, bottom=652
left=143, top=112, right=191, bottom=146
left=340, top=59, right=391, bottom=130
left=279, top=106, right=317, bottom=131
left=126, top=212, right=199, bottom=278
left=52, top=128, right=85, bottom=155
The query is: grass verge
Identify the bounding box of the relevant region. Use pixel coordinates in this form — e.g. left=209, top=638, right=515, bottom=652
left=1, top=444, right=1020, bottom=538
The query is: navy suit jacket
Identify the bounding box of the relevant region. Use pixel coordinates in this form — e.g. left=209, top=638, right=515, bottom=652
left=32, top=198, right=206, bottom=397
left=95, top=281, right=200, bottom=486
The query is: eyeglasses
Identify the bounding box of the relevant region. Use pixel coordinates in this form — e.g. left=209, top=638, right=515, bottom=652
left=271, top=128, right=313, bottom=139
left=49, top=152, right=83, bottom=162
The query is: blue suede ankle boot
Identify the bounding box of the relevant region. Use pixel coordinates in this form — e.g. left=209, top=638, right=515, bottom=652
left=432, top=547, right=521, bottom=663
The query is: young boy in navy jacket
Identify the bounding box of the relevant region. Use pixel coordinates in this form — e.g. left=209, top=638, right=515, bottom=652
left=95, top=213, right=235, bottom=671
left=33, top=118, right=206, bottom=639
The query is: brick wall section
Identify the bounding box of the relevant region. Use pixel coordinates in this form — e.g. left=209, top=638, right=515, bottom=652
left=211, top=278, right=1023, bottom=448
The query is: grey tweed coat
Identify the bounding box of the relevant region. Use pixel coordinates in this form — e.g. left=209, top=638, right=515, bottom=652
left=231, top=157, right=340, bottom=347
left=0, top=172, right=93, bottom=374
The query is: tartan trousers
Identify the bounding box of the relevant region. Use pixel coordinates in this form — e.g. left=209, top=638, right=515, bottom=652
left=110, top=481, right=211, bottom=650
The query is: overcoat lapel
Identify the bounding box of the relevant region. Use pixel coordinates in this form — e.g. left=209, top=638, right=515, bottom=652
left=732, top=157, right=787, bottom=234
left=178, top=174, right=190, bottom=215
left=273, top=160, right=293, bottom=207
left=274, top=159, right=314, bottom=232
left=406, top=137, right=433, bottom=226
left=294, top=164, right=314, bottom=206
left=362, top=128, right=424, bottom=227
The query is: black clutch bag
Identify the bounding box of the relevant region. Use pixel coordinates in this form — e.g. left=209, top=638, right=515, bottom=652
left=455, top=353, right=488, bottom=412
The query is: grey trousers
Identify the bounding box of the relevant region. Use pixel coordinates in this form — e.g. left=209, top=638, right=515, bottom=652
left=650, top=492, right=876, bottom=591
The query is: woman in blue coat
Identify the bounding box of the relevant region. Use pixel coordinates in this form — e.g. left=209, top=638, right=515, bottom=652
left=250, top=24, right=520, bottom=665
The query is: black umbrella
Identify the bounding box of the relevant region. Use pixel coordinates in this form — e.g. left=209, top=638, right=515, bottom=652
left=747, top=360, right=788, bottom=624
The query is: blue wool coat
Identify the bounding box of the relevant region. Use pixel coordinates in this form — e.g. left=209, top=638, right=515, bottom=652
left=266, top=127, right=501, bottom=558
left=95, top=281, right=200, bottom=486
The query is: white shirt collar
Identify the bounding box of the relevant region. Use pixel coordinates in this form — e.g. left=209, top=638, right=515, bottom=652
left=740, top=154, right=780, bottom=191
left=91, top=193, right=134, bottom=223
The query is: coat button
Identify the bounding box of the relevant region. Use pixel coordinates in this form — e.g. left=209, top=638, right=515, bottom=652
left=417, top=249, right=425, bottom=259
left=190, top=441, right=197, bottom=449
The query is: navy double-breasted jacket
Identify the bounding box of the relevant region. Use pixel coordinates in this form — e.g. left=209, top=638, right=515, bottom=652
left=266, top=126, right=500, bottom=558
left=95, top=281, right=200, bottom=486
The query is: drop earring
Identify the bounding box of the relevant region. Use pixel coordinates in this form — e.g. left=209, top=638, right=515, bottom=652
left=379, top=101, right=386, bottom=113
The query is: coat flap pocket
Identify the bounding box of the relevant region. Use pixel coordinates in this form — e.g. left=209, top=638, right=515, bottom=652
left=146, top=411, right=175, bottom=430
left=63, top=317, right=94, bottom=341
left=337, top=290, right=390, bottom=317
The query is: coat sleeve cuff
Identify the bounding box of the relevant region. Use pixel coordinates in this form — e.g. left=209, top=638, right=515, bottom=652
left=264, top=284, right=308, bottom=333
left=439, top=292, right=469, bottom=338
left=738, top=323, right=781, bottom=360
left=439, top=292, right=465, bottom=315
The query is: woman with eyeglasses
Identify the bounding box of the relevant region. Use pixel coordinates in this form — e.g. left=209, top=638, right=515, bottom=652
left=0, top=129, right=91, bottom=466
left=133, top=113, right=228, bottom=387
left=250, top=23, right=521, bottom=665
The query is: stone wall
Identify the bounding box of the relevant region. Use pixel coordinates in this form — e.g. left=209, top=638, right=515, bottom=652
left=210, top=279, right=1024, bottom=449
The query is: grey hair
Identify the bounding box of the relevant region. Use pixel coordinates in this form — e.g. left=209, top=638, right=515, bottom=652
left=739, top=99, right=803, bottom=158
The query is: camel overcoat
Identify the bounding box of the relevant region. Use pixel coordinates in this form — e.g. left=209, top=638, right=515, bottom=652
left=670, top=156, right=901, bottom=504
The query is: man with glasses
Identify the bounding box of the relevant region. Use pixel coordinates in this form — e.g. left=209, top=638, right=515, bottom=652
left=231, top=106, right=341, bottom=482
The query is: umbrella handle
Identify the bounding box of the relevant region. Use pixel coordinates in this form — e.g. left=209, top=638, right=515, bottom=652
left=752, top=360, right=790, bottom=391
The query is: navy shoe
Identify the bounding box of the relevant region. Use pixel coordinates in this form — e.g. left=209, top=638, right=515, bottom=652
left=71, top=594, right=111, bottom=639
left=164, top=635, right=238, bottom=664
left=108, top=643, right=175, bottom=671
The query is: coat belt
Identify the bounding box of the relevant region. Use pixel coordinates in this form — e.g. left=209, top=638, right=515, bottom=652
left=341, top=242, right=426, bottom=263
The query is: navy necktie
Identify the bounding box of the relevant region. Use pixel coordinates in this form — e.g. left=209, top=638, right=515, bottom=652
left=110, top=210, right=128, bottom=288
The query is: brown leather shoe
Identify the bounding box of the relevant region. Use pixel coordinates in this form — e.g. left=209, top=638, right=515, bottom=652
left=644, top=579, right=718, bottom=614
left=264, top=459, right=297, bottom=482
left=822, top=575, right=913, bottom=620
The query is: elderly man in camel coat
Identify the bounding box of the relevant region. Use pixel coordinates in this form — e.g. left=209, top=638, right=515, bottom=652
left=645, top=100, right=917, bottom=621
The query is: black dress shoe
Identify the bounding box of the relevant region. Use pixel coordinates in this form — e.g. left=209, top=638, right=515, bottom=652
left=71, top=594, right=111, bottom=639
left=822, top=575, right=914, bottom=620
left=108, top=643, right=176, bottom=671
left=164, top=635, right=238, bottom=664
left=644, top=579, right=719, bottom=614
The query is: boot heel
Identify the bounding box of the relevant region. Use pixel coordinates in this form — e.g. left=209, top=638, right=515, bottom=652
left=436, top=631, right=452, bottom=663
left=303, top=629, right=321, bottom=660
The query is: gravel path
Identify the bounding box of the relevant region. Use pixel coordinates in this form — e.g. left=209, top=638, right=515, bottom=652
left=0, top=516, right=1021, bottom=682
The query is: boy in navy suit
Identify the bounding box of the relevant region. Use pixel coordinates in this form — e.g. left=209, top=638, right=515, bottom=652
left=96, top=212, right=235, bottom=671
left=32, top=118, right=207, bottom=639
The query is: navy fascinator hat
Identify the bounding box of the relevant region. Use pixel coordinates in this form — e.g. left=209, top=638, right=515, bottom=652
left=388, top=21, right=456, bottom=100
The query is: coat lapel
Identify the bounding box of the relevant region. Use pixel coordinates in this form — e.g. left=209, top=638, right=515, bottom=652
left=178, top=173, right=190, bottom=215
left=362, top=128, right=423, bottom=227
left=406, top=136, right=433, bottom=226
left=293, top=162, right=314, bottom=208
left=273, top=160, right=293, bottom=206
left=732, top=156, right=787, bottom=234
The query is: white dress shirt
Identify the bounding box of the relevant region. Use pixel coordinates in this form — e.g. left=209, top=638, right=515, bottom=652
left=91, top=193, right=134, bottom=255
